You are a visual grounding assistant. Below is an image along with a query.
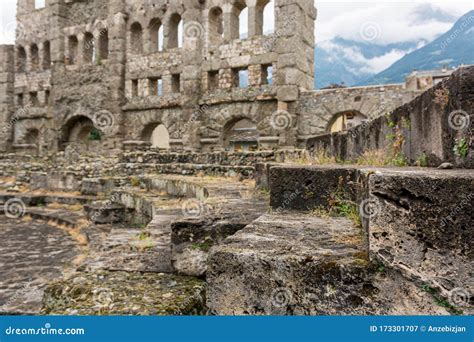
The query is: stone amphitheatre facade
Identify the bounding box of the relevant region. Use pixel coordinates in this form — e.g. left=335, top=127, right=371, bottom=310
left=1, top=0, right=428, bottom=155
left=0, top=0, right=472, bottom=316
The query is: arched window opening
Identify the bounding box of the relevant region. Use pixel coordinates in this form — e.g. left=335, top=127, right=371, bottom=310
left=43, top=41, right=51, bottom=70
left=83, top=32, right=95, bottom=63
left=223, top=118, right=259, bottom=152
left=17, top=46, right=27, bottom=72
left=67, top=35, right=78, bottom=65
left=98, top=29, right=109, bottom=60
left=328, top=110, right=367, bottom=133
left=25, top=129, right=39, bottom=145
left=262, top=0, right=275, bottom=35
left=239, top=7, right=249, bottom=39
left=61, top=116, right=102, bottom=152
left=142, top=123, right=170, bottom=149
left=30, top=44, right=39, bottom=71
left=209, top=7, right=224, bottom=44
left=149, top=18, right=163, bottom=52
left=35, top=0, right=45, bottom=9
left=131, top=22, right=144, bottom=53
left=167, top=14, right=183, bottom=49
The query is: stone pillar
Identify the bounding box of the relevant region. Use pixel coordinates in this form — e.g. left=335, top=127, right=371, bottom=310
left=223, top=4, right=239, bottom=42
left=106, top=0, right=127, bottom=151
left=0, top=45, right=15, bottom=152
left=181, top=6, right=204, bottom=151
left=274, top=0, right=316, bottom=147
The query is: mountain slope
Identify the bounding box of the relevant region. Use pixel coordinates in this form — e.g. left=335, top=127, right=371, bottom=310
left=315, top=38, right=423, bottom=88
left=361, top=10, right=474, bottom=85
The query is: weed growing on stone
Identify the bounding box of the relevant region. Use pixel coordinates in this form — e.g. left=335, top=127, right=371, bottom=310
left=130, top=176, right=141, bottom=187
left=421, top=284, right=463, bottom=315
left=191, top=240, right=213, bottom=252
left=311, top=177, right=362, bottom=228
left=416, top=153, right=429, bottom=167
left=453, top=138, right=469, bottom=158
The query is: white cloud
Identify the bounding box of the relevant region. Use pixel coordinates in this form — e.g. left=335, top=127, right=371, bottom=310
left=319, top=39, right=413, bottom=74
left=315, top=1, right=473, bottom=44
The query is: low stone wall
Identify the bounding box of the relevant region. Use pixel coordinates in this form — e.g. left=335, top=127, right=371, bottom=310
left=305, top=67, right=474, bottom=168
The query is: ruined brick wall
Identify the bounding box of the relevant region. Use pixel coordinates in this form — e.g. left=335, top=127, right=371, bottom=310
left=296, top=84, right=419, bottom=139
left=0, top=0, right=425, bottom=155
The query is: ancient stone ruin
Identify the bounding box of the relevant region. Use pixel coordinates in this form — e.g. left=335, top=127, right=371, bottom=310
left=0, top=0, right=472, bottom=315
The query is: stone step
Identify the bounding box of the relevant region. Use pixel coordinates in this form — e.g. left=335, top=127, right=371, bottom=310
left=207, top=212, right=454, bottom=315
left=81, top=214, right=180, bottom=274
left=267, top=164, right=474, bottom=309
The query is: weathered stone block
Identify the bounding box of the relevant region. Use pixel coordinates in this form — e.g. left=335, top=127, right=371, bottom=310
left=269, top=165, right=358, bottom=211
left=367, top=168, right=474, bottom=299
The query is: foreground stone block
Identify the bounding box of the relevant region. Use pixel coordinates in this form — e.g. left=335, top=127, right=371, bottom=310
left=367, top=168, right=474, bottom=299
left=207, top=213, right=373, bottom=315
left=42, top=271, right=206, bottom=315
left=269, top=165, right=358, bottom=211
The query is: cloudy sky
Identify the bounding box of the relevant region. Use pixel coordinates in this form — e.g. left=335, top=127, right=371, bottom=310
left=1, top=0, right=472, bottom=45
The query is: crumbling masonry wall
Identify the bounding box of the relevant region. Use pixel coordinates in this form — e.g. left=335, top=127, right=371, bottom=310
left=0, top=0, right=421, bottom=155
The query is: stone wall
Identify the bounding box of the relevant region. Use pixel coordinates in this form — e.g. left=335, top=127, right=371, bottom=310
left=306, top=67, right=474, bottom=168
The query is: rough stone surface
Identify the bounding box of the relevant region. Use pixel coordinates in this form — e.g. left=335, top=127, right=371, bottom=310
left=0, top=217, right=79, bottom=314
left=42, top=271, right=206, bottom=316
left=207, top=212, right=452, bottom=315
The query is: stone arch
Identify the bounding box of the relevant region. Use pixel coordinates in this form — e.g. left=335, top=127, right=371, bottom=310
left=60, top=115, right=100, bottom=151
left=141, top=123, right=170, bottom=149
left=208, top=6, right=224, bottom=45
left=327, top=110, right=367, bottom=133
left=83, top=32, right=95, bottom=63
left=30, top=44, right=39, bottom=71
left=222, top=117, right=259, bottom=151
left=130, top=22, right=144, bottom=53
left=149, top=18, right=163, bottom=52
left=238, top=3, right=248, bottom=39
left=260, top=0, right=274, bottom=35
left=16, top=46, right=27, bottom=72
left=24, top=128, right=39, bottom=145
left=67, top=35, right=78, bottom=65
left=166, top=13, right=183, bottom=49
left=42, top=41, right=51, bottom=70
left=98, top=29, right=109, bottom=60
